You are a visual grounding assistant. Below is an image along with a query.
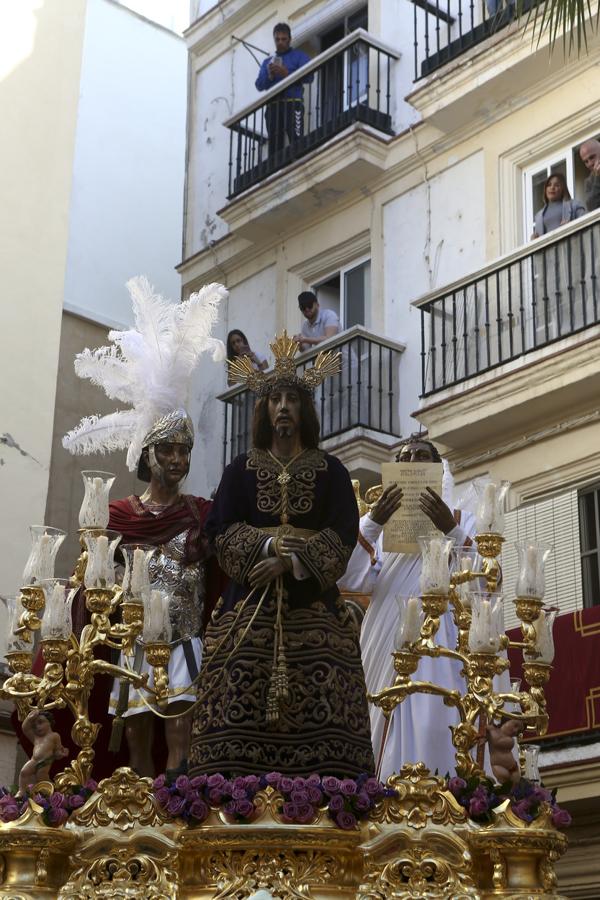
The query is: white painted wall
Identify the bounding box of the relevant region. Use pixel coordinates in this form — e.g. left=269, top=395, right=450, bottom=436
left=383, top=151, right=486, bottom=432
left=63, top=0, right=187, bottom=326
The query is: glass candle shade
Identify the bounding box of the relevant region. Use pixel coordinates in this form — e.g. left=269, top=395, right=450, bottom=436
left=121, top=545, right=155, bottom=600
left=468, top=592, right=504, bottom=654
left=515, top=540, right=553, bottom=600
left=5, top=597, right=29, bottom=653
left=418, top=536, right=453, bottom=595
left=451, top=547, right=484, bottom=609
left=22, top=526, right=66, bottom=586
left=143, top=588, right=172, bottom=644
left=394, top=595, right=423, bottom=649
left=41, top=579, right=74, bottom=640
left=523, top=744, right=541, bottom=782
left=530, top=608, right=557, bottom=664
left=83, top=531, right=121, bottom=589
left=474, top=480, right=510, bottom=535
left=79, top=471, right=116, bottom=529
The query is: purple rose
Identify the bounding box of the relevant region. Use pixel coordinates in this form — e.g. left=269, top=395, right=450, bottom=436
left=207, top=773, right=225, bottom=789
left=468, top=795, right=490, bottom=818
left=511, top=799, right=533, bottom=822
left=340, top=779, right=357, bottom=796
left=223, top=800, right=236, bottom=816
left=190, top=775, right=207, bottom=789
left=186, top=790, right=201, bottom=805
left=155, top=787, right=170, bottom=808
left=448, top=776, right=467, bottom=797
left=363, top=777, right=382, bottom=797
left=235, top=798, right=255, bottom=818
left=322, top=776, right=341, bottom=795
left=0, top=804, right=20, bottom=822
left=265, top=772, right=282, bottom=788
left=532, top=785, right=553, bottom=804
left=292, top=777, right=306, bottom=790
left=68, top=794, right=84, bottom=809
left=243, top=775, right=259, bottom=792
left=551, top=807, right=572, bottom=829
left=307, top=785, right=323, bottom=805
left=354, top=790, right=371, bottom=812
left=166, top=795, right=187, bottom=817
left=46, top=807, right=68, bottom=826
left=232, top=776, right=246, bottom=791
left=175, top=775, right=190, bottom=793
left=84, top=779, right=98, bottom=792
left=306, top=773, right=321, bottom=786
left=290, top=789, right=309, bottom=804
left=296, top=803, right=315, bottom=824
left=232, top=787, right=247, bottom=800
left=282, top=801, right=299, bottom=820
left=153, top=775, right=166, bottom=790
left=279, top=776, right=294, bottom=793
left=328, top=794, right=345, bottom=813
left=336, top=810, right=357, bottom=830
left=189, top=799, right=209, bottom=822
left=208, top=788, right=223, bottom=805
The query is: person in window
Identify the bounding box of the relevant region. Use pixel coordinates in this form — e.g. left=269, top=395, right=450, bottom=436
left=255, top=23, right=313, bottom=158
left=531, top=173, right=586, bottom=239
left=226, top=329, right=268, bottom=385
left=579, top=139, right=600, bottom=212
left=293, top=291, right=340, bottom=352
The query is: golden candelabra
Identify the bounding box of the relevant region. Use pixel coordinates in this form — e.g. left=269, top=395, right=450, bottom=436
left=1, top=526, right=171, bottom=790
left=369, top=530, right=552, bottom=780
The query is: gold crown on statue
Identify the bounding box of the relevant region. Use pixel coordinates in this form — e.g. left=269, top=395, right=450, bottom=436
left=227, top=330, right=342, bottom=396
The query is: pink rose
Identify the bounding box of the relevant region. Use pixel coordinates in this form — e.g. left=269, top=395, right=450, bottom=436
left=336, top=810, right=357, bottom=830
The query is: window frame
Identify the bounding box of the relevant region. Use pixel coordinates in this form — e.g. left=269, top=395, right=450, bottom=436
left=578, top=483, right=600, bottom=608
left=312, top=254, right=371, bottom=329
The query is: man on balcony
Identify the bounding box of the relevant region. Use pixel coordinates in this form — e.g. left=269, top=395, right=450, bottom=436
left=294, top=291, right=340, bottom=352
left=579, top=139, right=600, bottom=212
left=255, top=23, right=313, bottom=159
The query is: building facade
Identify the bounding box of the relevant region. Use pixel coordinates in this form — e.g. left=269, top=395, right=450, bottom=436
left=181, top=1, right=600, bottom=893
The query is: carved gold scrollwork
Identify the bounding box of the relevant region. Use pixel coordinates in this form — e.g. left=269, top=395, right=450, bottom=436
left=69, top=768, right=168, bottom=831
left=369, top=764, right=467, bottom=830
left=206, top=848, right=337, bottom=899
left=59, top=847, right=178, bottom=900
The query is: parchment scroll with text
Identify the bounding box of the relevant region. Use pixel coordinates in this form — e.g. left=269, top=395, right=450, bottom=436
left=381, top=462, right=443, bottom=553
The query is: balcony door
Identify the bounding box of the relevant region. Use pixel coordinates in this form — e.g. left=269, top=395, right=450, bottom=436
left=318, top=5, right=368, bottom=127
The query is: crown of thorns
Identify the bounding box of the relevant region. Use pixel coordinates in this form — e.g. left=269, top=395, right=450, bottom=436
left=227, top=331, right=341, bottom=396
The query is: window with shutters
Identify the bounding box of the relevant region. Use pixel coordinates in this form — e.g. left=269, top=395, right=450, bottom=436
left=578, top=484, right=600, bottom=608
left=502, top=490, right=583, bottom=630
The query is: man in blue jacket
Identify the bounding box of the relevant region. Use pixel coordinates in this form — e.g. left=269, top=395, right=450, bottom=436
left=255, top=23, right=312, bottom=158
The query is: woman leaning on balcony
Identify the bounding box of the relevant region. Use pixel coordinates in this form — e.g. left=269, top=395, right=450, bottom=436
left=531, top=173, right=586, bottom=239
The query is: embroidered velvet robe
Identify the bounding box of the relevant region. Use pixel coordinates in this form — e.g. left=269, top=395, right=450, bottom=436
left=189, top=448, right=375, bottom=777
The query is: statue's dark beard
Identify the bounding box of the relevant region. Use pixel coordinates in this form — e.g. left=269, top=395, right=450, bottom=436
left=274, top=422, right=294, bottom=438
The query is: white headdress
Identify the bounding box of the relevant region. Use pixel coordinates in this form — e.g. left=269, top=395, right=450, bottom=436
left=62, top=276, right=227, bottom=471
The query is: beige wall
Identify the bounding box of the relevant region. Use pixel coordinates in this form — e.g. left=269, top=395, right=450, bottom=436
left=46, top=312, right=140, bottom=575
left=0, top=0, right=87, bottom=600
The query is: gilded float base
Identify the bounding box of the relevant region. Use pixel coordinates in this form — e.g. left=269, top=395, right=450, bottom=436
left=0, top=766, right=568, bottom=900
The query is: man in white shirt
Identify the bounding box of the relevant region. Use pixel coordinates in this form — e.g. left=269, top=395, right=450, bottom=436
left=340, top=435, right=514, bottom=782
left=293, top=291, right=340, bottom=351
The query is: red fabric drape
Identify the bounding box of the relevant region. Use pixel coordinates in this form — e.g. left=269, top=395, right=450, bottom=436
left=508, top=605, right=600, bottom=741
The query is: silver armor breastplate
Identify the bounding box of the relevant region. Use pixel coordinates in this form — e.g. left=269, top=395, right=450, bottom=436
left=148, top=531, right=205, bottom=641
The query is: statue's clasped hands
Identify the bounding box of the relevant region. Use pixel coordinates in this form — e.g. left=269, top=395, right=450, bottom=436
left=248, top=536, right=307, bottom=589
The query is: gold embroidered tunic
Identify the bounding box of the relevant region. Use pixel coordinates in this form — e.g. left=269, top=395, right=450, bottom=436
left=189, top=448, right=375, bottom=777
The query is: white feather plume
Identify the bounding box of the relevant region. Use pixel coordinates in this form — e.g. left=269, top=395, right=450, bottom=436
left=62, top=276, right=227, bottom=469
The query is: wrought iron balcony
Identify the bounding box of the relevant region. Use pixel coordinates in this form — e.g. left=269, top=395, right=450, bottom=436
left=218, top=327, right=403, bottom=467
left=223, top=30, right=398, bottom=199
left=411, top=0, right=535, bottom=79
left=417, top=213, right=600, bottom=397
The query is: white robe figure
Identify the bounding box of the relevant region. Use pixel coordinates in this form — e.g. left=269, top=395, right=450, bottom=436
left=340, top=509, right=475, bottom=781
